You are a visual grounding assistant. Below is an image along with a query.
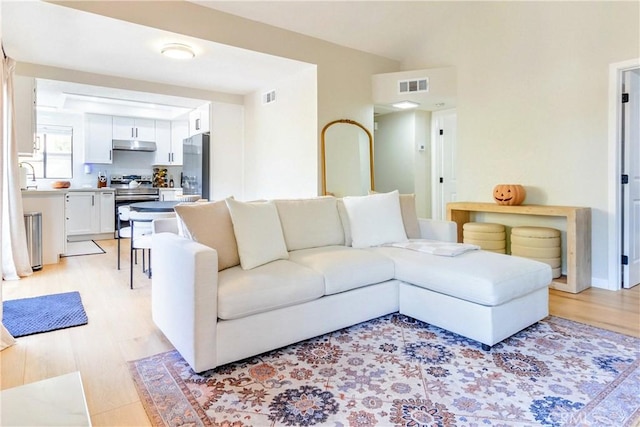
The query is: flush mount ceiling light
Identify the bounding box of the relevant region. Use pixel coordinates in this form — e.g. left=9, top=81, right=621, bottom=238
left=160, top=43, right=195, bottom=59
left=392, top=100, right=420, bottom=110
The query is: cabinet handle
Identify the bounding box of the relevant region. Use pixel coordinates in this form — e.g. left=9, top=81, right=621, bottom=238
left=92, top=195, right=95, bottom=206
left=109, top=150, right=112, bottom=161
left=168, top=153, right=171, bottom=163
left=135, top=128, right=138, bottom=138
left=195, top=118, right=200, bottom=130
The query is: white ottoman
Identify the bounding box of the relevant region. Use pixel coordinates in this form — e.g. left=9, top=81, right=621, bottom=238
left=370, top=246, right=553, bottom=350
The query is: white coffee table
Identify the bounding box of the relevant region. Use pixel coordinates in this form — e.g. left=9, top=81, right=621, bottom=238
left=1, top=371, right=91, bottom=426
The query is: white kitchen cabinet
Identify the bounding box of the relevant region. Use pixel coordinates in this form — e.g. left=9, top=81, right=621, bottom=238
left=99, top=191, right=115, bottom=233
left=188, top=103, right=210, bottom=136
left=113, top=116, right=155, bottom=141
left=66, top=192, right=98, bottom=236
left=154, top=120, right=185, bottom=165
left=84, top=114, right=113, bottom=164
left=15, top=76, right=37, bottom=156
left=170, top=120, right=188, bottom=165
left=66, top=190, right=114, bottom=239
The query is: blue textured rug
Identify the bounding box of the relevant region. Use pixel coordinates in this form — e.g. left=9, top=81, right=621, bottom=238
left=2, top=291, right=88, bottom=337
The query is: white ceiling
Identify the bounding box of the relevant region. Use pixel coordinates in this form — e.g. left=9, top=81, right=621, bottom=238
left=1, top=1, right=455, bottom=116
left=1, top=0, right=315, bottom=117
left=192, top=1, right=452, bottom=64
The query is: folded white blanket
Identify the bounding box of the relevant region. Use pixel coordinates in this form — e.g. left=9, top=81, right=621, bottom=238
left=383, top=239, right=481, bottom=257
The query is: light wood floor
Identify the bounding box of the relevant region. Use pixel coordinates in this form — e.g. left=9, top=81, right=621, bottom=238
left=1, top=238, right=639, bottom=426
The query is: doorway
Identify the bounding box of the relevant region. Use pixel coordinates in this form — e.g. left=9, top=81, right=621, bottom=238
left=608, top=59, right=640, bottom=290
left=431, top=109, right=458, bottom=220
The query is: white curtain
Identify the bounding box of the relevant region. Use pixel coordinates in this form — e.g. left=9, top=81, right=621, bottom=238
left=2, top=53, right=31, bottom=280
left=1, top=43, right=27, bottom=350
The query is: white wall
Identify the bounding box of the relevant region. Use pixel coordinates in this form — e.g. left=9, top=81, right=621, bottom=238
left=374, top=112, right=415, bottom=194
left=400, top=2, right=639, bottom=287
left=414, top=110, right=431, bottom=218
left=210, top=102, right=244, bottom=200
left=374, top=110, right=431, bottom=217
left=243, top=66, right=318, bottom=200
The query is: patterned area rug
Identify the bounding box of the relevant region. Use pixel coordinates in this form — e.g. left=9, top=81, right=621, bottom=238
left=2, top=291, right=88, bottom=337
left=129, top=315, right=640, bottom=426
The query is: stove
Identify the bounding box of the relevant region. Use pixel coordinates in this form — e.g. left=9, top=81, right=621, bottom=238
left=110, top=174, right=159, bottom=202
left=110, top=174, right=161, bottom=236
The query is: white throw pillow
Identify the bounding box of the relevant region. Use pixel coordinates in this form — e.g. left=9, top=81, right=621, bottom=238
left=342, top=190, right=408, bottom=248
left=225, top=198, right=289, bottom=269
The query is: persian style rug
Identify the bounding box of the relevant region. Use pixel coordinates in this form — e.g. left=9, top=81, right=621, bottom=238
left=2, top=291, right=88, bottom=337
left=129, top=315, right=640, bottom=427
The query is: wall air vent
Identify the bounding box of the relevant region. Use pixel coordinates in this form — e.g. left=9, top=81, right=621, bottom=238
left=263, top=90, right=276, bottom=105
left=398, top=78, right=429, bottom=94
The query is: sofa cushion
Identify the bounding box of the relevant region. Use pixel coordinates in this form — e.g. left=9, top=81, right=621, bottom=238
left=398, top=194, right=421, bottom=239
left=173, top=200, right=240, bottom=271
left=369, top=246, right=551, bottom=306
left=225, top=198, right=289, bottom=270
left=217, top=260, right=324, bottom=320
left=342, top=190, right=408, bottom=248
left=288, top=246, right=395, bottom=295
left=336, top=199, right=352, bottom=246
left=275, top=197, right=344, bottom=251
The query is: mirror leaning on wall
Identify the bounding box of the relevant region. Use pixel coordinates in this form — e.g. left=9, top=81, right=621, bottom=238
left=321, top=119, right=374, bottom=197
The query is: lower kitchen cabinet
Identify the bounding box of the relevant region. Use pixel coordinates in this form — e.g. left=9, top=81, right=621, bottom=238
left=66, top=190, right=114, bottom=240
left=99, top=191, right=115, bottom=233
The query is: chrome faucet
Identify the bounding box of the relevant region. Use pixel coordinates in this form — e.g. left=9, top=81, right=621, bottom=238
left=19, top=162, right=38, bottom=189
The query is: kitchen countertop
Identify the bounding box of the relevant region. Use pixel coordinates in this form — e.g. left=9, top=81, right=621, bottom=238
left=21, top=187, right=115, bottom=194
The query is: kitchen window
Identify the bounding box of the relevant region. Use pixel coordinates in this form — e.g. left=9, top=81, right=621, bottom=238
left=19, top=125, right=73, bottom=179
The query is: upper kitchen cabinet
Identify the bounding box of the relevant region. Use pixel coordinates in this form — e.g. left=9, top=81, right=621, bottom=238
left=84, top=114, right=112, bottom=164
left=154, top=120, right=187, bottom=165
left=113, top=116, right=155, bottom=141
left=188, top=103, right=210, bottom=136
left=15, top=75, right=37, bottom=156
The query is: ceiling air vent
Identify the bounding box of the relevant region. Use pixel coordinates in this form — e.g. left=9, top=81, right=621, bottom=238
left=398, top=78, right=429, bottom=94
left=263, top=90, right=276, bottom=105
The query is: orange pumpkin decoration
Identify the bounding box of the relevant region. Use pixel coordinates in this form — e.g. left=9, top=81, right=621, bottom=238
left=493, top=184, right=526, bottom=206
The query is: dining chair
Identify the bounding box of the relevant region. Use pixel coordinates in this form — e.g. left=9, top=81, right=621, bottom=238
left=128, top=210, right=176, bottom=289
left=117, top=205, right=152, bottom=270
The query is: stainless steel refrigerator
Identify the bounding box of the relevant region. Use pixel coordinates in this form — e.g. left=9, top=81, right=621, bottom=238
left=182, top=132, right=210, bottom=200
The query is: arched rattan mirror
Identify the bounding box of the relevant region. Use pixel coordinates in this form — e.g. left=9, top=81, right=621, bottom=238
left=321, top=119, right=374, bottom=197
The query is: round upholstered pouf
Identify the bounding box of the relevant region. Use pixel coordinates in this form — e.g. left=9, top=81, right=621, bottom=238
left=510, top=226, right=562, bottom=278
left=463, top=222, right=506, bottom=254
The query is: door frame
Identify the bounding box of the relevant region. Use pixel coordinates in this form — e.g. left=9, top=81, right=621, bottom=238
left=607, top=58, right=640, bottom=290
left=430, top=108, right=457, bottom=220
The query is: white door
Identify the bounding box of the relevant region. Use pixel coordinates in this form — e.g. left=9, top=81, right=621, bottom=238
left=431, top=109, right=457, bottom=220
left=623, top=69, right=640, bottom=288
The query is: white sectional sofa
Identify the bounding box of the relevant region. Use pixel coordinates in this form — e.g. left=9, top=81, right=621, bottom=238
left=152, top=191, right=551, bottom=373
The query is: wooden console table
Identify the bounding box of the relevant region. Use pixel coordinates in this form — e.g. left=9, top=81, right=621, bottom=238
left=446, top=202, right=591, bottom=293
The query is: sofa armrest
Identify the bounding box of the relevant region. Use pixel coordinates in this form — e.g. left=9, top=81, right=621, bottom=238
left=152, top=232, right=218, bottom=372
left=418, top=218, right=457, bottom=243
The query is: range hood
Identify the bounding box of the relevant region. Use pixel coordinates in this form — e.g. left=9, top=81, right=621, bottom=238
left=112, top=139, right=157, bottom=152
